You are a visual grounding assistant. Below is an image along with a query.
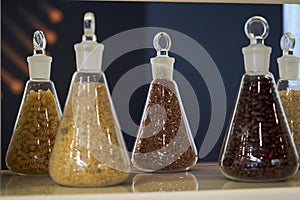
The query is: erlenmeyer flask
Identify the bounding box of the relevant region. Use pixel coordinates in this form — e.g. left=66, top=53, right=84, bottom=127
left=6, top=30, right=62, bottom=175
left=132, top=32, right=198, bottom=172
left=49, top=12, right=130, bottom=187
left=277, top=32, right=300, bottom=166
left=219, top=16, right=299, bottom=182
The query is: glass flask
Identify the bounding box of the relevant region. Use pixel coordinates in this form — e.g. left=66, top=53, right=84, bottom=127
left=49, top=12, right=130, bottom=187
left=277, top=32, right=300, bottom=166
left=219, top=16, right=299, bottom=182
left=132, top=32, right=198, bottom=172
left=6, top=30, right=62, bottom=175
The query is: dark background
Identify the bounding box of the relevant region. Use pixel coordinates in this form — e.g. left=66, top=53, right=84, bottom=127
left=1, top=0, right=282, bottom=169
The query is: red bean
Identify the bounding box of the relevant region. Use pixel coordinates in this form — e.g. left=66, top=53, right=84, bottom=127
left=219, top=75, right=299, bottom=182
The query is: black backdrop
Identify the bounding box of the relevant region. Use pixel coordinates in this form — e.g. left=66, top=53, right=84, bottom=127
left=1, top=0, right=282, bottom=169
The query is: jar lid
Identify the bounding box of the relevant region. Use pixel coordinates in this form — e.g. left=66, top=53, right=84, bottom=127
left=27, top=30, right=52, bottom=80
left=150, top=32, right=175, bottom=80
left=74, top=12, right=104, bottom=72
left=242, top=16, right=272, bottom=74
left=277, top=32, right=300, bottom=79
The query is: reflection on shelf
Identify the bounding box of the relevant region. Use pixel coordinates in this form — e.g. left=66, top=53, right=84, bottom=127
left=5, top=174, right=57, bottom=195
left=132, top=172, right=198, bottom=192
left=51, top=184, right=131, bottom=194
left=2, top=173, right=132, bottom=195
left=222, top=170, right=300, bottom=189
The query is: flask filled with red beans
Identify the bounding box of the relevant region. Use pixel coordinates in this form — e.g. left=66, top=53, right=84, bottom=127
left=131, top=32, right=198, bottom=172
left=219, top=16, right=299, bottom=182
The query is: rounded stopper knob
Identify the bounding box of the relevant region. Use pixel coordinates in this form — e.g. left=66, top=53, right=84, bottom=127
left=280, top=32, right=295, bottom=55
left=244, top=16, right=269, bottom=44
left=153, top=32, right=171, bottom=56
left=33, top=30, right=46, bottom=55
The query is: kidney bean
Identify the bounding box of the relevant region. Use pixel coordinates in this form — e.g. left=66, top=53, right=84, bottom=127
left=219, top=75, right=299, bottom=182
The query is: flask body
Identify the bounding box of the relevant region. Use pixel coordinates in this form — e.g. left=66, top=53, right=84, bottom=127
left=278, top=79, right=300, bottom=166
left=219, top=73, right=299, bottom=182
left=6, top=80, right=61, bottom=175
left=49, top=72, right=130, bottom=187
left=132, top=79, right=198, bottom=172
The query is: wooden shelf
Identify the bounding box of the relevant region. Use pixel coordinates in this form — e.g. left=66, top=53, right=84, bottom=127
left=93, top=0, right=300, bottom=4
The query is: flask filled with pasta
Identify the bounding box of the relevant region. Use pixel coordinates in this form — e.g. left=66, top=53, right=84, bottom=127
left=277, top=32, right=300, bottom=167
left=49, top=12, right=130, bottom=187
left=6, top=30, right=62, bottom=175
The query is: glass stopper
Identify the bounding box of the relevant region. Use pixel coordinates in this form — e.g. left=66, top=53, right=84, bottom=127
left=153, top=32, right=171, bottom=56
left=244, top=16, right=269, bottom=44
left=83, top=12, right=96, bottom=41
left=280, top=32, right=295, bottom=55
left=33, top=30, right=46, bottom=55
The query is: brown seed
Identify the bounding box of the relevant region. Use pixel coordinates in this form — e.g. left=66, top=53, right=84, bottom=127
left=133, top=79, right=197, bottom=172
left=220, top=75, right=298, bottom=181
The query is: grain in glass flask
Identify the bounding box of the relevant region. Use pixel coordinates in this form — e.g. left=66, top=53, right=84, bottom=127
left=132, top=32, right=198, bottom=172
left=49, top=12, right=130, bottom=187
left=219, top=16, right=299, bottom=182
left=6, top=30, right=62, bottom=175
left=277, top=32, right=300, bottom=166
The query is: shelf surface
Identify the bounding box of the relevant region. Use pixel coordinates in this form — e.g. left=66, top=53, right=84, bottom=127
left=92, top=0, right=300, bottom=4
left=1, top=163, right=300, bottom=200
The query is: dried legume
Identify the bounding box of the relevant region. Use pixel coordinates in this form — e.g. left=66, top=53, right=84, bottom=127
left=220, top=75, right=299, bottom=181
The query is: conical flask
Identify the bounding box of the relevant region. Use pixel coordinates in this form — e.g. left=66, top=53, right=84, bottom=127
left=6, top=30, right=62, bottom=175
left=49, top=12, right=130, bottom=187
left=219, top=16, right=299, bottom=182
left=277, top=32, right=300, bottom=166
left=132, top=32, right=198, bottom=172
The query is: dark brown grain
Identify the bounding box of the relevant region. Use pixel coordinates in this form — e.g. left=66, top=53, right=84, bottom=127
left=133, top=79, right=197, bottom=172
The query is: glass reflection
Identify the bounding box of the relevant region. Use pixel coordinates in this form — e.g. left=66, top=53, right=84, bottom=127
left=132, top=172, right=198, bottom=192
left=5, top=174, right=57, bottom=195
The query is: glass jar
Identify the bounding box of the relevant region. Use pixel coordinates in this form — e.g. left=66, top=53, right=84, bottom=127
left=132, top=32, right=198, bottom=172
left=6, top=30, right=62, bottom=175
left=49, top=12, right=130, bottom=187
left=277, top=32, right=300, bottom=167
left=219, top=16, right=299, bottom=182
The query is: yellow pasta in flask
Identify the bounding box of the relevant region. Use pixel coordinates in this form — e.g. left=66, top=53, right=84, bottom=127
left=49, top=12, right=130, bottom=187
left=277, top=32, right=300, bottom=168
left=6, top=89, right=61, bottom=174
left=6, top=30, right=62, bottom=175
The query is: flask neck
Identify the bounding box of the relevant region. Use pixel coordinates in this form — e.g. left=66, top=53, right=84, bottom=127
left=242, top=44, right=271, bottom=74
left=74, top=41, right=104, bottom=72
left=27, top=54, right=52, bottom=80
left=277, top=55, right=300, bottom=80
left=150, top=56, right=175, bottom=80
